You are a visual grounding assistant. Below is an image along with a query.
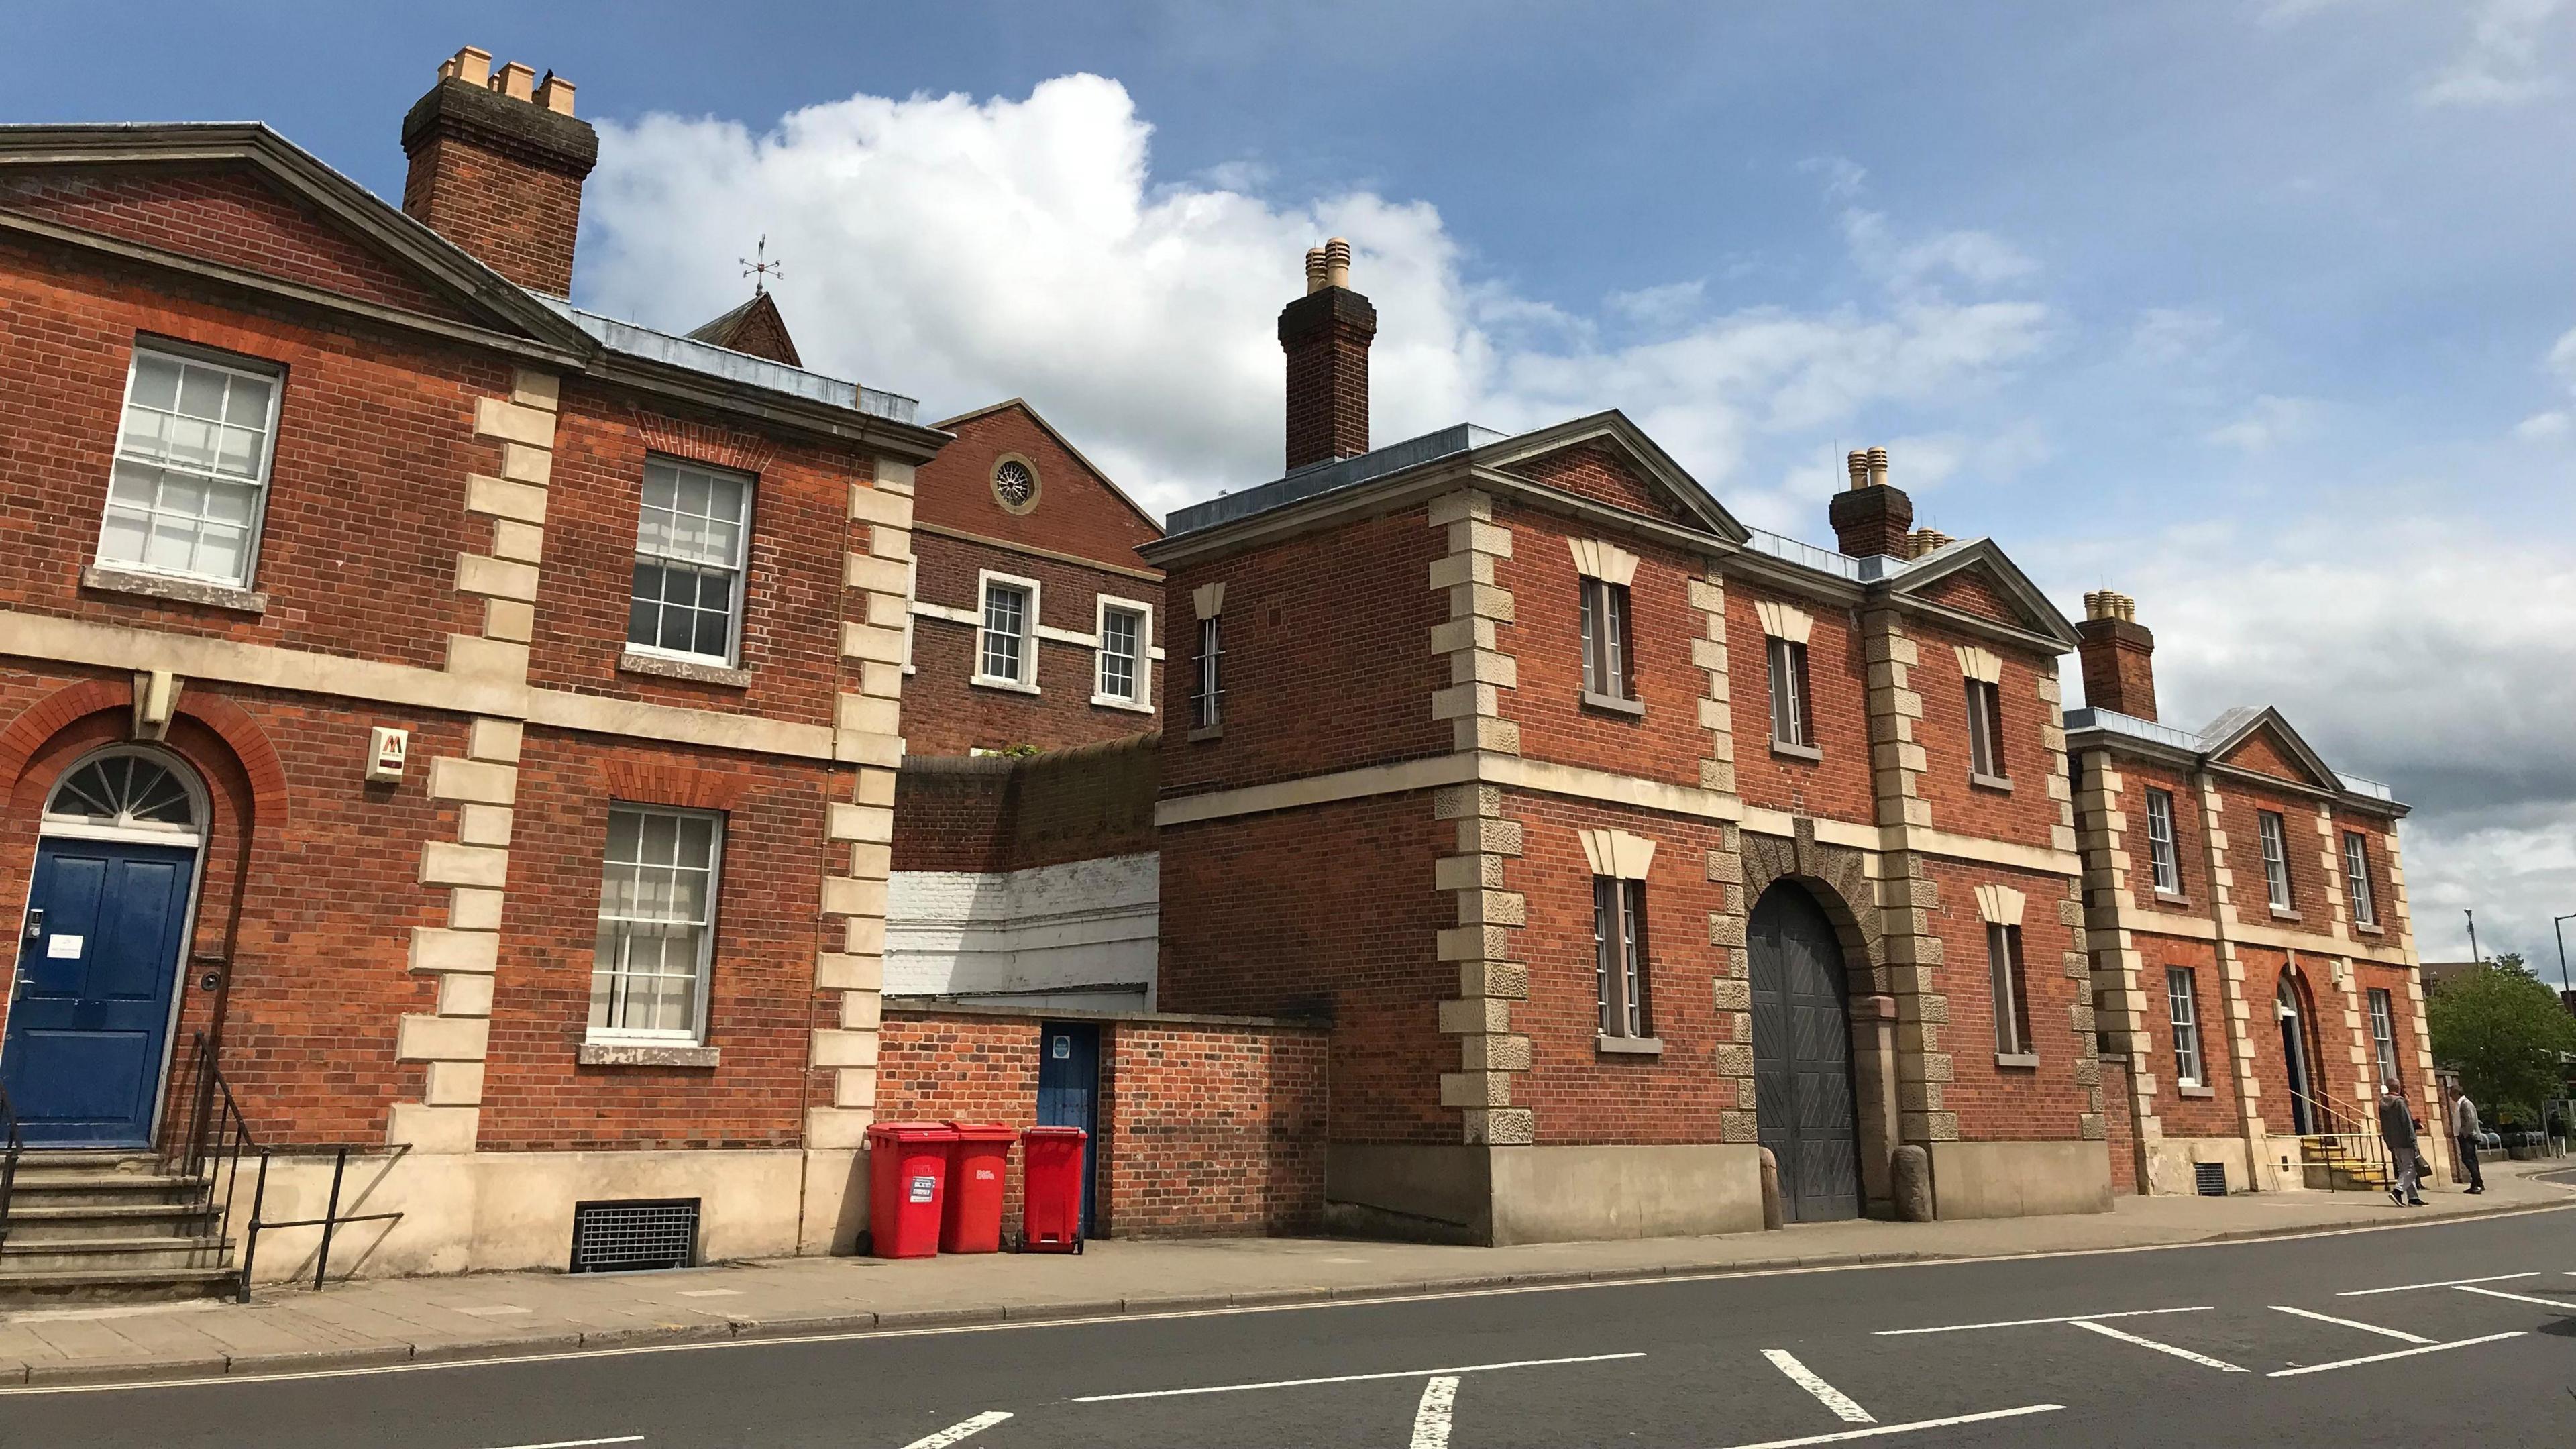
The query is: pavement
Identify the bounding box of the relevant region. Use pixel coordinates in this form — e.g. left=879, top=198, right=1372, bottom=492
left=0, top=1158, right=2567, bottom=1394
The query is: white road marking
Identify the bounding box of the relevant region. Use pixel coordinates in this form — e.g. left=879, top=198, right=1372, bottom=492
left=674, top=1289, right=743, bottom=1298
left=1761, top=1349, right=1874, bottom=1424
left=2452, top=1284, right=2576, bottom=1309
left=2067, top=1318, right=2246, bottom=1372
left=896, top=1411, right=1010, bottom=1449
left=1703, top=1403, right=2063, bottom=1449
left=2267, top=1305, right=2433, bottom=1344
left=1874, top=1305, right=2210, bottom=1336
left=1409, top=1375, right=1458, bottom=1449
left=2338, top=1271, right=2538, bottom=1296
left=2267, top=1332, right=2524, bottom=1377
left=1071, top=1351, right=1644, bottom=1402
left=481, top=1438, right=643, bottom=1449
left=451, top=1305, right=534, bottom=1318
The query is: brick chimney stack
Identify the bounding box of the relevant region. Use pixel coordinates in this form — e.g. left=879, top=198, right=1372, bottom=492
left=2076, top=590, right=2159, bottom=722
left=1278, top=237, right=1377, bottom=472
left=1829, top=444, right=1915, bottom=557
left=401, top=46, right=598, bottom=297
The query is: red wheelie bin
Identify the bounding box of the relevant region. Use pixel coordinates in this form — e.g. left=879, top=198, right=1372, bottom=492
left=941, top=1121, right=1016, bottom=1254
left=1020, top=1125, right=1089, bottom=1254
left=867, top=1122, right=957, bottom=1258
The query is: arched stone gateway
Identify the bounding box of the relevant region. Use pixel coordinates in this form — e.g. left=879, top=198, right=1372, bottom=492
left=1749, top=882, right=1862, bottom=1222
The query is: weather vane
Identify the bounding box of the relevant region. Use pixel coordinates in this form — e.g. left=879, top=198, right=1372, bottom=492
left=741, top=235, right=784, bottom=297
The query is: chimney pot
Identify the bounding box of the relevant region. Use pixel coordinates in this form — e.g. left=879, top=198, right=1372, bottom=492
left=402, top=48, right=599, bottom=297
left=2075, top=591, right=2157, bottom=720
left=494, top=60, right=537, bottom=102
left=535, top=71, right=576, bottom=117
left=1845, top=450, right=1870, bottom=490
left=439, top=46, right=493, bottom=87
left=1324, top=237, right=1352, bottom=290
left=1905, top=527, right=1953, bottom=559
left=1305, top=246, right=1327, bottom=295
left=1866, top=445, right=1889, bottom=489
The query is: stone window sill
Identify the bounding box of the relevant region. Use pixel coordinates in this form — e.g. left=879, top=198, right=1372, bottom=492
left=1596, top=1034, right=1664, bottom=1056
left=1970, top=771, right=2013, bottom=794
left=1189, top=724, right=1224, bottom=743
left=2153, top=890, right=2192, bottom=908
left=2269, top=906, right=2304, bottom=924
left=619, top=650, right=754, bottom=689
left=1770, top=739, right=1823, bottom=763
left=970, top=674, right=1042, bottom=696
left=1580, top=690, right=1645, bottom=718
left=2355, top=922, right=2385, bottom=937
left=1091, top=694, right=1155, bottom=714
left=82, top=564, right=268, bottom=615
left=578, top=1040, right=721, bottom=1068
left=1995, top=1051, right=2040, bottom=1070
left=2178, top=1083, right=2216, bottom=1099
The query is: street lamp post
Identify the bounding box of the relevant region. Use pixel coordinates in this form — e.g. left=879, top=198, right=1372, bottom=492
left=2465, top=908, right=2481, bottom=966
left=2554, top=912, right=2575, bottom=1008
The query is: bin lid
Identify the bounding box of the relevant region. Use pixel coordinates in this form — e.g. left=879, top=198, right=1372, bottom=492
left=1020, top=1124, right=1089, bottom=1142
left=867, top=1122, right=961, bottom=1144
left=945, top=1120, right=1019, bottom=1143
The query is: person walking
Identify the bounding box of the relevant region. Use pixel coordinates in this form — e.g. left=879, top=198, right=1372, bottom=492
left=2451, top=1086, right=2487, bottom=1195
left=2379, top=1084, right=2424, bottom=1205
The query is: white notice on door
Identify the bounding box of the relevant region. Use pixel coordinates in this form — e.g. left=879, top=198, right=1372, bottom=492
left=45, top=934, right=82, bottom=959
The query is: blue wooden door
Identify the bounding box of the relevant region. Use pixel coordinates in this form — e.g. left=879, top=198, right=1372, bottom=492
left=1036, top=1022, right=1100, bottom=1236
left=3, top=837, right=196, bottom=1147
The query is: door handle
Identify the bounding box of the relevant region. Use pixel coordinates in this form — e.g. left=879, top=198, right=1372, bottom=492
left=19, top=908, right=37, bottom=942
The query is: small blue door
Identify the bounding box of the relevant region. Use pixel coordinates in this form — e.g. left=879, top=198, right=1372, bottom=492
left=1036, top=1022, right=1100, bottom=1236
left=3, top=837, right=196, bottom=1147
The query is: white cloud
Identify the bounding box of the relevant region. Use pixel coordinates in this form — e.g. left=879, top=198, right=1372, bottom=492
left=2203, top=394, right=2321, bottom=452
left=2420, top=0, right=2567, bottom=108
left=2255, top=0, right=2364, bottom=29
left=1797, top=155, right=1868, bottom=201
left=2127, top=307, right=2228, bottom=368
left=2514, top=409, right=2570, bottom=439
left=579, top=75, right=2049, bottom=519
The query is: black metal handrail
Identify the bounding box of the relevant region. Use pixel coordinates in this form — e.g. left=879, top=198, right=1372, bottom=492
left=0, top=1081, right=23, bottom=1250
left=157, top=1032, right=402, bottom=1301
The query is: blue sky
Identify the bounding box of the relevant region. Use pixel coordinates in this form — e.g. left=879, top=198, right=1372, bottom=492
left=9, top=2, right=2573, bottom=966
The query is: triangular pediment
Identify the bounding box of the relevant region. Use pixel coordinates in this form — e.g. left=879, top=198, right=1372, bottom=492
left=2205, top=707, right=2343, bottom=792
left=0, top=125, right=590, bottom=351
left=1887, top=539, right=2078, bottom=646
left=1472, top=411, right=1749, bottom=543
left=924, top=398, right=1165, bottom=556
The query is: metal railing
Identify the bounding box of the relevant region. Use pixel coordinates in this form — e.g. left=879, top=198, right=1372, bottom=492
left=2298, top=1091, right=2396, bottom=1189
left=158, top=1032, right=402, bottom=1302
left=0, top=1081, right=22, bottom=1249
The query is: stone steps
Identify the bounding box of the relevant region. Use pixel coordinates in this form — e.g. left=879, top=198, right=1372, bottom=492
left=1, top=1151, right=237, bottom=1303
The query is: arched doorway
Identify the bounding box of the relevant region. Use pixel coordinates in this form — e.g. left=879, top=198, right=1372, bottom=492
left=2275, top=969, right=2325, bottom=1136
left=3, top=746, right=207, bottom=1147
left=1750, top=883, right=1861, bottom=1222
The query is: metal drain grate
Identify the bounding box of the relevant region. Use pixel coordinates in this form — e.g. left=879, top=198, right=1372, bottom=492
left=2193, top=1162, right=2229, bottom=1197
left=570, top=1197, right=701, bottom=1273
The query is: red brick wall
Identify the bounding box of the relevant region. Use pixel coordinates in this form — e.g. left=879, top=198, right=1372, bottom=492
left=1908, top=623, right=2063, bottom=843
left=474, top=730, right=841, bottom=1151
left=0, top=166, right=469, bottom=321
left=1492, top=504, right=1712, bottom=789
left=2221, top=784, right=2334, bottom=923
left=2329, top=810, right=2402, bottom=936
left=0, top=241, right=492, bottom=670
left=1158, top=794, right=1452, bottom=1145
left=1503, top=794, right=1736, bottom=1142
left=877, top=1009, right=1326, bottom=1237
left=1922, top=861, right=2096, bottom=1142
left=906, top=532, right=1162, bottom=756
left=1158, top=508, right=1449, bottom=796
left=912, top=404, right=1161, bottom=564
left=890, top=736, right=1159, bottom=875
left=2102, top=1054, right=2139, bottom=1193
left=1724, top=580, right=1875, bottom=820
left=2134, top=937, right=2241, bottom=1140
left=400, top=132, right=584, bottom=298
left=2117, top=759, right=2210, bottom=913
left=1503, top=443, right=1690, bottom=527
left=1916, top=570, right=2018, bottom=626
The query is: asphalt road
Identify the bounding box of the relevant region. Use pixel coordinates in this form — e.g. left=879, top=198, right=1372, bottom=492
left=3, top=1204, right=2571, bottom=1449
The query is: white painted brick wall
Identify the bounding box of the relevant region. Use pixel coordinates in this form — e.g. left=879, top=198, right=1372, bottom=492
left=887, top=851, right=1157, bottom=1004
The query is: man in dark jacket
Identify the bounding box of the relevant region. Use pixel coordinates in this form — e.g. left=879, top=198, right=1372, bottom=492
left=2450, top=1085, right=2487, bottom=1194
left=2379, top=1085, right=2424, bottom=1205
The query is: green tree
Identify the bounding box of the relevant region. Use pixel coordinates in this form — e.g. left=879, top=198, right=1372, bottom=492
left=2428, top=959, right=2576, bottom=1124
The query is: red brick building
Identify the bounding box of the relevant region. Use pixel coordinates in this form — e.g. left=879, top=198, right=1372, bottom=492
left=1140, top=248, right=2107, bottom=1242
left=0, top=47, right=945, bottom=1283
left=2066, top=592, right=2436, bottom=1196
left=902, top=400, right=1165, bottom=757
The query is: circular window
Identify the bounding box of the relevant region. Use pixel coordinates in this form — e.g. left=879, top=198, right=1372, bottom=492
left=991, top=455, right=1040, bottom=515
left=44, top=747, right=203, bottom=835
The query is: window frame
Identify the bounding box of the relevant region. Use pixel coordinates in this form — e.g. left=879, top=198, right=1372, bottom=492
left=2343, top=830, right=2377, bottom=926
left=1191, top=614, right=1224, bottom=733
left=589, top=802, right=724, bottom=1046
left=625, top=454, right=757, bottom=668
left=2368, top=987, right=2400, bottom=1088
left=2145, top=788, right=2182, bottom=896
left=1988, top=922, right=2033, bottom=1059
left=1965, top=678, right=2007, bottom=782
left=1579, top=577, right=1636, bottom=706
left=1766, top=635, right=1815, bottom=753
left=97, top=340, right=287, bottom=592
left=2167, top=966, right=2204, bottom=1087
left=1593, top=875, right=1652, bottom=1041
left=971, top=568, right=1043, bottom=693
left=2258, top=810, right=2293, bottom=912
left=1091, top=594, right=1155, bottom=712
